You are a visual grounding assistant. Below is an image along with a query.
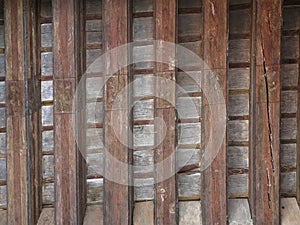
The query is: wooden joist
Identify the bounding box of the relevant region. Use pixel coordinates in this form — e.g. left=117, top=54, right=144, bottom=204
left=249, top=0, right=282, bottom=224
left=102, top=0, right=133, bottom=224
left=5, top=0, right=42, bottom=224
left=201, top=0, right=228, bottom=224
left=154, top=0, right=177, bottom=224
left=52, top=0, right=86, bottom=224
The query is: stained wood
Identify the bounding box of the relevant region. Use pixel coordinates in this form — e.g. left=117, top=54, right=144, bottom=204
left=5, top=0, right=42, bottom=224
left=52, top=0, right=86, bottom=224
left=249, top=0, right=282, bottom=224
left=201, top=1, right=228, bottom=224
left=102, top=0, right=133, bottom=224
left=281, top=198, right=300, bottom=225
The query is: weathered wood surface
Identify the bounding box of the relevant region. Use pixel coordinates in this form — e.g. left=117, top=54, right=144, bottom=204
left=201, top=0, right=227, bottom=224
left=37, top=208, right=54, bottom=225
left=281, top=198, right=300, bottom=225
left=250, top=0, right=282, bottom=224
left=133, top=201, right=154, bottom=225
left=83, top=205, right=103, bottom=225
left=53, top=0, right=86, bottom=224
left=179, top=201, right=202, bottom=225
left=228, top=199, right=253, bottom=225
left=154, top=0, right=177, bottom=224
left=5, top=0, right=42, bottom=224
left=103, top=0, right=133, bottom=224
left=0, top=210, right=6, bottom=225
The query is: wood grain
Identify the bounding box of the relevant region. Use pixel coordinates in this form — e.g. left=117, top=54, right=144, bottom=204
left=201, top=0, right=228, bottom=224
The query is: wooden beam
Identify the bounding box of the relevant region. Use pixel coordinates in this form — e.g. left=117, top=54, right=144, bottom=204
left=297, top=8, right=300, bottom=207
left=154, top=0, right=177, bottom=224
left=250, top=0, right=282, bottom=224
left=5, top=0, right=42, bottom=224
left=52, top=0, right=86, bottom=224
left=201, top=0, right=228, bottom=224
left=102, top=0, right=133, bottom=224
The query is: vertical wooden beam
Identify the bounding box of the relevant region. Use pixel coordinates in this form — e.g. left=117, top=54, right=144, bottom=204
left=297, top=9, right=300, bottom=207
left=103, top=0, right=133, bottom=224
left=250, top=0, right=282, bottom=224
left=5, top=0, right=42, bottom=224
left=52, top=0, right=86, bottom=224
left=154, top=0, right=177, bottom=224
left=201, top=0, right=228, bottom=224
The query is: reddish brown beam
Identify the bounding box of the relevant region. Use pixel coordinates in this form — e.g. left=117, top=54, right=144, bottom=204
left=5, top=0, right=42, bottom=224
left=201, top=0, right=228, bottom=224
left=154, top=0, right=177, bottom=224
left=103, top=0, right=133, bottom=224
left=249, top=0, right=282, bottom=224
left=52, top=0, right=86, bottom=224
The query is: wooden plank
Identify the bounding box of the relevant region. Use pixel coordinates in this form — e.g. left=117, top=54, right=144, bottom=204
left=201, top=0, right=227, bottom=224
left=37, top=208, right=54, bottom=225
left=249, top=0, right=282, bottom=224
left=154, top=0, right=177, bottom=224
left=5, top=0, right=42, bottom=224
left=281, top=198, right=300, bottom=225
left=102, top=0, right=133, bottom=224
left=83, top=205, right=103, bottom=225
left=178, top=201, right=202, bottom=225
left=296, top=7, right=300, bottom=207
left=228, top=199, right=253, bottom=225
left=52, top=0, right=86, bottom=224
left=133, top=202, right=154, bottom=225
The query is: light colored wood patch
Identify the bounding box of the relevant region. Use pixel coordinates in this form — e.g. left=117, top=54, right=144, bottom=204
left=281, top=198, right=300, bottom=225
left=228, top=199, right=253, bottom=225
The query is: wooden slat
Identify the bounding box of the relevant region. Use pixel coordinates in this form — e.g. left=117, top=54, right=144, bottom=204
left=52, top=0, right=86, bottom=224
left=102, top=0, right=133, bottom=224
left=154, top=0, right=177, bottom=224
left=5, top=0, right=42, bottom=224
left=201, top=0, right=228, bottom=224
left=249, top=0, right=282, bottom=224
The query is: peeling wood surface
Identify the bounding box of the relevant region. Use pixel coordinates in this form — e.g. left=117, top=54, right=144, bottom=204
left=201, top=0, right=228, bottom=224
left=250, top=0, right=282, bottom=224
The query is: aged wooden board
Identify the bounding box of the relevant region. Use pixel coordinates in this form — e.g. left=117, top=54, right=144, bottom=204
left=83, top=205, right=103, bottom=225
left=179, top=201, right=202, bottom=225
left=37, top=208, right=54, bottom=225
left=281, top=198, right=300, bottom=225
left=228, top=199, right=253, bottom=225
left=201, top=1, right=228, bottom=224
left=250, top=0, right=282, bottom=224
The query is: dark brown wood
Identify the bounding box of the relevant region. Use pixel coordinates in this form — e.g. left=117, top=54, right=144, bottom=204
left=52, top=0, right=86, bottom=224
left=201, top=0, right=228, bottom=224
left=250, top=0, right=282, bottom=224
left=5, top=0, right=42, bottom=224
left=154, top=0, right=177, bottom=224
left=103, top=0, right=133, bottom=224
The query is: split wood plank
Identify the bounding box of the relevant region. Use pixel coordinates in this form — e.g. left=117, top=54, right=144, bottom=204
left=154, top=0, right=177, bottom=224
left=201, top=0, right=228, bottom=224
left=52, top=0, right=86, bottom=224
left=102, top=0, right=133, bottom=224
left=5, top=0, right=42, bottom=224
left=249, top=0, right=282, bottom=224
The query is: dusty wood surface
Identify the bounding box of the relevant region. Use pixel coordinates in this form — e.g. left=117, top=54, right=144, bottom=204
left=201, top=0, right=228, bottom=224
left=37, top=208, right=54, bottom=225
left=103, top=0, right=133, bottom=224
left=5, top=0, right=42, bottom=224
left=281, top=198, right=300, bottom=225
left=83, top=205, right=103, bottom=225
left=154, top=0, right=177, bottom=224
left=250, top=0, right=282, bottom=224
left=52, top=0, right=86, bottom=224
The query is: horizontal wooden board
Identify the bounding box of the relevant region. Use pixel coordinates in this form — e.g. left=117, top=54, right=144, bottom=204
left=178, top=14, right=202, bottom=37
left=86, top=49, right=103, bottom=67
left=228, top=199, right=253, bottom=225
left=42, top=155, right=54, bottom=179
left=42, top=183, right=54, bottom=205
left=42, top=130, right=54, bottom=153
left=41, top=81, right=53, bottom=101
left=133, top=75, right=154, bottom=97
left=281, top=64, right=299, bottom=87
left=133, top=150, right=154, bottom=175
left=0, top=158, right=5, bottom=180
left=87, top=178, right=103, bottom=204
left=134, top=178, right=154, bottom=201
left=133, top=45, right=154, bottom=70
left=42, top=106, right=53, bottom=126
left=41, top=0, right=52, bottom=18
left=228, top=120, right=249, bottom=142
left=177, top=173, right=201, bottom=200
left=0, top=210, right=6, bottom=225
left=178, top=123, right=201, bottom=145
left=86, top=20, right=102, bottom=32
left=133, top=99, right=154, bottom=120
left=0, top=25, right=4, bottom=49
left=281, top=144, right=297, bottom=167
left=0, top=107, right=5, bottom=128
left=229, top=8, right=251, bottom=34
left=41, top=23, right=53, bottom=48
left=281, top=91, right=298, bottom=114
left=86, top=0, right=102, bottom=15
left=86, top=101, right=103, bottom=124
left=281, top=198, right=300, bottom=225
left=41, top=52, right=53, bottom=76
left=281, top=36, right=299, bottom=59
left=177, top=148, right=200, bottom=171
left=0, top=133, right=5, bottom=154
left=281, top=118, right=297, bottom=140
left=228, top=94, right=249, bottom=116
left=133, top=125, right=155, bottom=147
left=0, top=82, right=5, bottom=103
left=281, top=172, right=296, bottom=195
left=229, top=39, right=250, bottom=63
left=83, top=205, right=103, bottom=225
left=133, top=17, right=153, bottom=43
left=86, top=77, right=104, bottom=99
left=0, top=186, right=6, bottom=207
left=133, top=0, right=153, bottom=13
left=228, top=174, right=248, bottom=198
left=228, top=68, right=250, bottom=90
left=179, top=201, right=202, bottom=225
left=133, top=201, right=154, bottom=225
left=178, top=0, right=202, bottom=9
left=282, top=7, right=300, bottom=31
left=87, top=153, right=103, bottom=176
left=86, top=128, right=103, bottom=152
left=227, top=146, right=249, bottom=168
left=176, top=97, right=201, bottom=119
left=176, top=71, right=201, bottom=94
left=0, top=54, right=5, bottom=77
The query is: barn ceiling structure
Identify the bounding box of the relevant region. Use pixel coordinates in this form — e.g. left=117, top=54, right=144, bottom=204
left=0, top=0, right=299, bottom=224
